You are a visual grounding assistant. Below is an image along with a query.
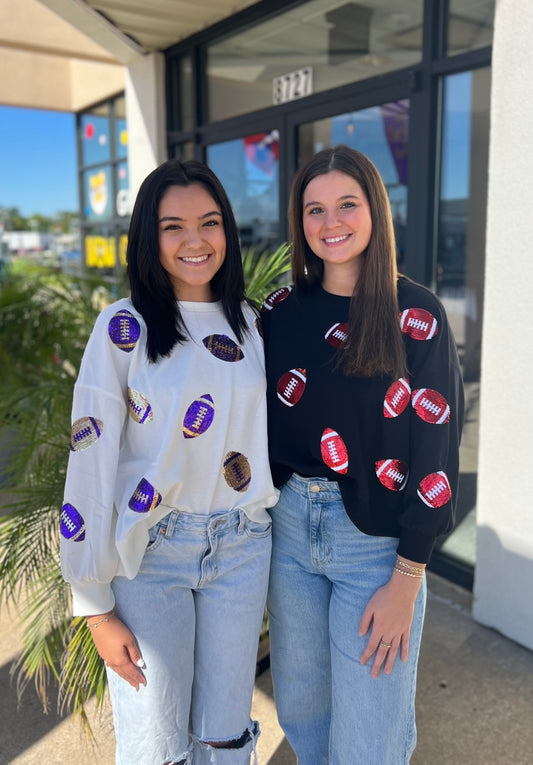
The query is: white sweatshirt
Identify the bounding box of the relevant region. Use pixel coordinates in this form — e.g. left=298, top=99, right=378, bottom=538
left=60, top=297, right=278, bottom=616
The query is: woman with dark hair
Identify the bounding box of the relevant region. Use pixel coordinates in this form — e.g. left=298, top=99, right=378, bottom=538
left=61, top=159, right=278, bottom=764
left=262, top=146, right=464, bottom=764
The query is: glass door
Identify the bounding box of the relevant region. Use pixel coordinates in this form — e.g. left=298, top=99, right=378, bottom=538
left=207, top=129, right=281, bottom=253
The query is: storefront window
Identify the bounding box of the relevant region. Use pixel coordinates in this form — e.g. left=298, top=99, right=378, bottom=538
left=207, top=0, right=423, bottom=121
left=207, top=130, right=280, bottom=251
left=78, top=93, right=130, bottom=283
left=81, top=105, right=111, bottom=165
left=434, top=67, right=491, bottom=569
left=447, top=0, right=494, bottom=55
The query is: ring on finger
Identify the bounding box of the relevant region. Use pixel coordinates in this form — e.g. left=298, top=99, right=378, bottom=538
left=380, top=639, right=392, bottom=649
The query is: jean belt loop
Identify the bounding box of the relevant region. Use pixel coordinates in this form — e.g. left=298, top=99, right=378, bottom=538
left=238, top=508, right=245, bottom=534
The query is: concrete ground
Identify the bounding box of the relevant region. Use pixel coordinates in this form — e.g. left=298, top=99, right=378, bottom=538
left=1, top=572, right=532, bottom=764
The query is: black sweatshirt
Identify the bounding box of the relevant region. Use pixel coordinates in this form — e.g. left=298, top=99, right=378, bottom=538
left=261, top=277, right=464, bottom=563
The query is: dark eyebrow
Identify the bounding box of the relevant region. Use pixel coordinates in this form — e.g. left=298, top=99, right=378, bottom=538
left=303, top=194, right=359, bottom=210
left=159, top=210, right=222, bottom=223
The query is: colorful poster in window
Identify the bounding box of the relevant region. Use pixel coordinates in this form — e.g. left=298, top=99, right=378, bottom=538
left=243, top=131, right=279, bottom=176
left=84, top=167, right=112, bottom=221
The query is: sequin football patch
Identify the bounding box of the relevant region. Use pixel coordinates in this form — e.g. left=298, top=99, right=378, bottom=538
left=128, top=388, right=154, bottom=424
left=277, top=368, right=306, bottom=407
left=70, top=417, right=104, bottom=452
left=417, top=471, right=451, bottom=508
left=320, top=428, right=349, bottom=474
left=411, top=388, right=450, bottom=425
left=262, top=286, right=292, bottom=311
left=108, top=309, right=141, bottom=352
left=182, top=394, right=215, bottom=438
left=324, top=322, right=349, bottom=349
left=202, top=335, right=244, bottom=362
left=223, top=451, right=251, bottom=492
left=375, top=459, right=409, bottom=491
left=128, top=478, right=162, bottom=513
left=399, top=308, right=439, bottom=341
left=383, top=377, right=411, bottom=419
left=61, top=503, right=86, bottom=542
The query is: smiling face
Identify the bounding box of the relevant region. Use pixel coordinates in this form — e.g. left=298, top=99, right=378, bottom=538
left=158, top=183, right=226, bottom=301
left=302, top=169, right=372, bottom=294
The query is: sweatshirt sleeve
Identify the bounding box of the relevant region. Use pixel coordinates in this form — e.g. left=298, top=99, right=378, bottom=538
left=396, top=290, right=465, bottom=563
left=60, top=303, right=136, bottom=615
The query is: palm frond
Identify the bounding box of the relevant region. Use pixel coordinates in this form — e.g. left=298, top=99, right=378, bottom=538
left=59, top=618, right=108, bottom=732
left=242, top=242, right=291, bottom=304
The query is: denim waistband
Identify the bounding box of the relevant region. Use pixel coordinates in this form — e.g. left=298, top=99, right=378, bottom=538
left=155, top=507, right=246, bottom=536
left=285, top=472, right=342, bottom=501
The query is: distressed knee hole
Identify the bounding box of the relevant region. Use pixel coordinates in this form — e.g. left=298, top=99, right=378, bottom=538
left=204, top=734, right=246, bottom=749
left=204, top=726, right=253, bottom=750
left=196, top=720, right=259, bottom=756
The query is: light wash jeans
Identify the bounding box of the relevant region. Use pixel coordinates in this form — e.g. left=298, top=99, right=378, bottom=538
left=267, top=474, right=426, bottom=765
left=107, top=508, right=272, bottom=765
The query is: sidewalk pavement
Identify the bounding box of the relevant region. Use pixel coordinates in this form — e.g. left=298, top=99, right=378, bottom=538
left=1, top=572, right=532, bottom=764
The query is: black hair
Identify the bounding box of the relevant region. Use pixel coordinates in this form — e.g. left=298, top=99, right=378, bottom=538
left=127, top=159, right=248, bottom=362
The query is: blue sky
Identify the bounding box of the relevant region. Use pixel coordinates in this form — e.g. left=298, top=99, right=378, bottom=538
left=0, top=106, right=78, bottom=217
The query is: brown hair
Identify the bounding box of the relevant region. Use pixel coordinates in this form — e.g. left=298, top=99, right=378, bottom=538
left=289, top=145, right=406, bottom=379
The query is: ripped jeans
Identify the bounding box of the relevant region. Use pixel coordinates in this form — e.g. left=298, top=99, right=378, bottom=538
left=107, top=508, right=272, bottom=765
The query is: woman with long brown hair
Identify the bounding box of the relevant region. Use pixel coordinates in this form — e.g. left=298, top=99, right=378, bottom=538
left=262, top=146, right=464, bottom=764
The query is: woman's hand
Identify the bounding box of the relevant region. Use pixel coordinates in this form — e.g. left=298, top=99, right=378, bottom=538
left=359, top=557, right=425, bottom=678
left=87, top=613, right=147, bottom=690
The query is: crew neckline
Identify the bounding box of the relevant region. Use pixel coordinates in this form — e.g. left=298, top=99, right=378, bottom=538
left=316, top=283, right=352, bottom=306
left=178, top=300, right=223, bottom=312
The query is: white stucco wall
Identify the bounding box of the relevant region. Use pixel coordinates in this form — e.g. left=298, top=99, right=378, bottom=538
left=125, top=53, right=168, bottom=207
left=473, top=0, right=533, bottom=650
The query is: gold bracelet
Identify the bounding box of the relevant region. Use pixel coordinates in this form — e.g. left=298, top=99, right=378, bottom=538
left=396, top=559, right=425, bottom=575
left=394, top=566, right=424, bottom=579
left=87, top=613, right=114, bottom=629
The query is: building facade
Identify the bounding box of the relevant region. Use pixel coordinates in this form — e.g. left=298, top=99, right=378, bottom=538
left=10, top=0, right=532, bottom=651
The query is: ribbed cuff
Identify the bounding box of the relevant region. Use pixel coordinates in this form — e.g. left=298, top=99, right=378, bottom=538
left=397, top=529, right=436, bottom=564
left=70, top=581, right=116, bottom=617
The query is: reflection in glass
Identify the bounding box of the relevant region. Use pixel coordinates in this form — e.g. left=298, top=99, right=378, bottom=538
left=207, top=131, right=280, bottom=252
left=298, top=101, right=408, bottom=267
left=207, top=0, right=423, bottom=121
left=434, top=68, right=491, bottom=569
left=447, top=0, right=494, bottom=55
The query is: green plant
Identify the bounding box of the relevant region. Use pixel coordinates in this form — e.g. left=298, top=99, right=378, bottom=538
left=0, top=262, right=115, bottom=728
left=241, top=242, right=291, bottom=305
left=0, top=242, right=291, bottom=731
